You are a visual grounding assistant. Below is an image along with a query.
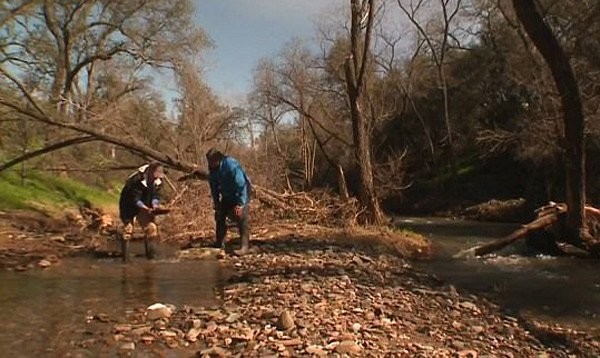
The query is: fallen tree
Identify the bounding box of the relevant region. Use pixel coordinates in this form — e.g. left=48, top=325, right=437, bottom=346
left=0, top=70, right=366, bottom=227
left=455, top=202, right=600, bottom=258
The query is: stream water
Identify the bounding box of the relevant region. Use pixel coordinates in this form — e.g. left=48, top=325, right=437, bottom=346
left=0, top=242, right=225, bottom=356
left=398, top=217, right=600, bottom=335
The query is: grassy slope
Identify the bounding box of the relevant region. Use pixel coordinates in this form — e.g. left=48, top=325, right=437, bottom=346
left=0, top=169, right=118, bottom=214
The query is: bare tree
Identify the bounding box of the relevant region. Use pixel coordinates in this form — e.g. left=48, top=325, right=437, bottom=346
left=248, top=59, right=295, bottom=191
left=1, top=0, right=207, bottom=114
left=397, top=0, right=463, bottom=176
left=0, top=0, right=215, bottom=176
left=173, top=60, right=234, bottom=163
left=345, top=0, right=385, bottom=224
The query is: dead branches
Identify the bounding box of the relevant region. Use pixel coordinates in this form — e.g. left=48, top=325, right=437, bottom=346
left=254, top=187, right=360, bottom=226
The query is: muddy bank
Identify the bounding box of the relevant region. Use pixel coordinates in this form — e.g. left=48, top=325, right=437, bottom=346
left=0, top=210, right=91, bottom=271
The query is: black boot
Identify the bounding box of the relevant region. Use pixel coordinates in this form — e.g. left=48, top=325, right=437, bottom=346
left=121, top=236, right=130, bottom=263
left=144, top=239, right=157, bottom=259
left=214, top=208, right=227, bottom=250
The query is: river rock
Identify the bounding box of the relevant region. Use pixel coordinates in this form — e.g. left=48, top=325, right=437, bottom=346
left=452, top=340, right=466, bottom=350
left=185, top=319, right=202, bottom=330
left=306, top=345, right=327, bottom=356
left=114, top=324, right=132, bottom=333
left=37, top=259, right=52, bottom=268
left=199, top=346, right=231, bottom=357
left=459, top=301, right=479, bottom=312
left=94, top=313, right=110, bottom=323
left=277, top=310, right=295, bottom=331
left=146, top=303, right=174, bottom=320
left=205, top=321, right=218, bottom=333
left=154, top=317, right=169, bottom=330
left=120, top=342, right=135, bottom=350
left=281, top=338, right=302, bottom=346
left=141, top=334, right=155, bottom=344
left=131, top=326, right=152, bottom=336
left=472, top=326, right=485, bottom=334
left=160, top=330, right=178, bottom=338
left=335, top=340, right=362, bottom=354
left=186, top=327, right=202, bottom=342
left=456, top=349, right=478, bottom=358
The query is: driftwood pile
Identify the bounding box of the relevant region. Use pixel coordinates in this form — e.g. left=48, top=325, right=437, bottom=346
left=253, top=186, right=360, bottom=226
left=456, top=202, right=600, bottom=258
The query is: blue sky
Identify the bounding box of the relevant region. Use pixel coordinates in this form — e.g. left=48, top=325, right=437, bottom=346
left=192, top=0, right=345, bottom=104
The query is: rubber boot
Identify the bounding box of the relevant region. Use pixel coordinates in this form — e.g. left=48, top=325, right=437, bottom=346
left=144, top=223, right=158, bottom=259
left=121, top=236, right=130, bottom=263
left=213, top=239, right=225, bottom=250
left=233, top=225, right=250, bottom=256
left=214, top=210, right=227, bottom=250
left=144, top=239, right=157, bottom=259
left=121, top=223, right=134, bottom=263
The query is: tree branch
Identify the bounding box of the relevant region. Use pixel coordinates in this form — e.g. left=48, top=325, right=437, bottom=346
left=0, top=136, right=96, bottom=172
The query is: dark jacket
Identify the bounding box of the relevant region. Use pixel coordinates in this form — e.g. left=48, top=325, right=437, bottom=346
left=119, top=169, right=161, bottom=222
left=209, top=156, right=250, bottom=207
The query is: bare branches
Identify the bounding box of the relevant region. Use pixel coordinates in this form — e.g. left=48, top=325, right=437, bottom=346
left=0, top=0, right=36, bottom=28
left=0, top=136, right=96, bottom=172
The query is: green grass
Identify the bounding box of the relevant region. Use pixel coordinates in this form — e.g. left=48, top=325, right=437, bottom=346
left=0, top=169, right=118, bottom=214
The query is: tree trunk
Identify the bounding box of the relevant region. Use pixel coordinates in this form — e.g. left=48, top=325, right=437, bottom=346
left=455, top=203, right=600, bottom=258
left=353, top=100, right=383, bottom=224
left=454, top=213, right=559, bottom=258
left=439, top=66, right=456, bottom=178
left=344, top=0, right=384, bottom=225
left=512, top=0, right=587, bottom=242
left=337, top=164, right=350, bottom=200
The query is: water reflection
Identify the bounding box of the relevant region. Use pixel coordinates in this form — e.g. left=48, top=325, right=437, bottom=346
left=0, top=250, right=224, bottom=356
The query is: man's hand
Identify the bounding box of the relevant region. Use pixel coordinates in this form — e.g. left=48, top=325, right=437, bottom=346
left=234, top=205, right=244, bottom=218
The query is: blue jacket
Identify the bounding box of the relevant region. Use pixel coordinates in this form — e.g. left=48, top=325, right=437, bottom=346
left=209, top=156, right=250, bottom=206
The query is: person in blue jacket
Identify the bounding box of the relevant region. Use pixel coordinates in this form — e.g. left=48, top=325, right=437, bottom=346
left=206, top=148, right=252, bottom=255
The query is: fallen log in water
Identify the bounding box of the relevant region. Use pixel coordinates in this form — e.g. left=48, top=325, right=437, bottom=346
left=455, top=202, right=600, bottom=258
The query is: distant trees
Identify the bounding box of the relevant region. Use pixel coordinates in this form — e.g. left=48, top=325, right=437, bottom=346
left=1, top=0, right=599, bottom=229
left=0, top=0, right=236, bottom=183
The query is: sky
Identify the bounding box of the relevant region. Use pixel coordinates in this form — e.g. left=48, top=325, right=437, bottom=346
left=192, top=0, right=346, bottom=104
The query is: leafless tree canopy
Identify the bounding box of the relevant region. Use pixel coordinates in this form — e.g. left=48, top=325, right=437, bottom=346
left=1, top=0, right=599, bottom=231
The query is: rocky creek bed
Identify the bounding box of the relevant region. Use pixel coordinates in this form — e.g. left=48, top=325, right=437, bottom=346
left=86, top=232, right=598, bottom=357
left=1, top=212, right=599, bottom=357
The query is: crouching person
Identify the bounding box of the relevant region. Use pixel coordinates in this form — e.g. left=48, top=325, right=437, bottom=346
left=118, top=163, right=164, bottom=262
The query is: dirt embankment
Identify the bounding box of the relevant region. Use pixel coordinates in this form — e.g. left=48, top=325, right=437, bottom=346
left=0, top=210, right=91, bottom=270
